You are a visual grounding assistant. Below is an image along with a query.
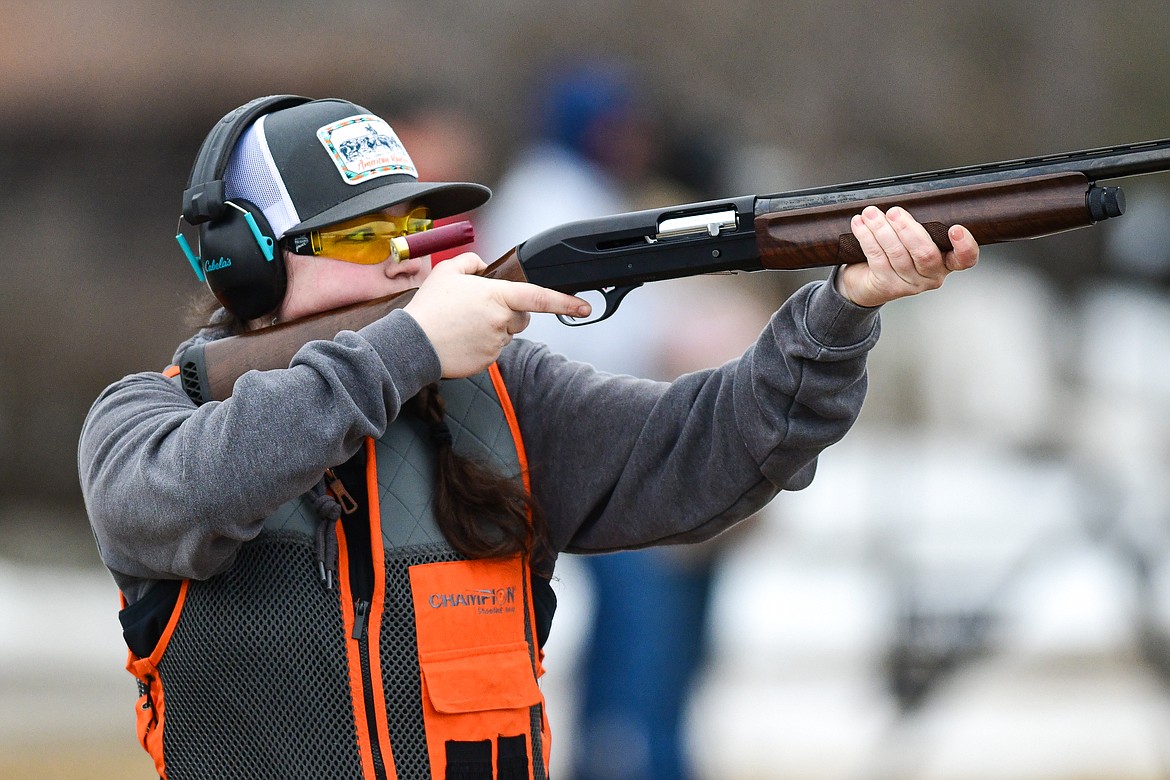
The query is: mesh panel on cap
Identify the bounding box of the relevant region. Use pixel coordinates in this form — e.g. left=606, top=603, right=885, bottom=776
left=224, top=117, right=300, bottom=239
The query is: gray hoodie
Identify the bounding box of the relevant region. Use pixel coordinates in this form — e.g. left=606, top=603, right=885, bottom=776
left=78, top=277, right=879, bottom=604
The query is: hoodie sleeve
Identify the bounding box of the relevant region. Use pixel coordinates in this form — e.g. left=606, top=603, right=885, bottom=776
left=497, top=277, right=881, bottom=554
left=78, top=309, right=441, bottom=590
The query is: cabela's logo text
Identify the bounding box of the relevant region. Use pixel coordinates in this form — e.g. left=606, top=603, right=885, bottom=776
left=203, top=257, right=232, bottom=272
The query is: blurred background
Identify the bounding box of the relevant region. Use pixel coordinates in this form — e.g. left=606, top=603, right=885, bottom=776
left=3, top=1, right=1170, bottom=777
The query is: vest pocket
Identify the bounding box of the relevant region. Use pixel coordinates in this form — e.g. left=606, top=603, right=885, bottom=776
left=496, top=734, right=529, bottom=780
left=421, top=642, right=543, bottom=713
left=445, top=738, right=492, bottom=780
left=409, top=557, right=544, bottom=779
left=442, top=734, right=529, bottom=780
left=418, top=643, right=542, bottom=780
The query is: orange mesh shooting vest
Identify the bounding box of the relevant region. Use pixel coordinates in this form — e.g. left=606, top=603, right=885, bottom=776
left=125, top=367, right=551, bottom=779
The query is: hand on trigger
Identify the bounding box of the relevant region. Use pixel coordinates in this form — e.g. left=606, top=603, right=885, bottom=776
left=403, top=252, right=592, bottom=378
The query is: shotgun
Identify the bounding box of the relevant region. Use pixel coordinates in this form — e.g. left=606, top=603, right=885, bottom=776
left=177, top=136, right=1170, bottom=404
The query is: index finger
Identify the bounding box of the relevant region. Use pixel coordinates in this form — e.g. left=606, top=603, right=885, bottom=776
left=499, top=281, right=592, bottom=319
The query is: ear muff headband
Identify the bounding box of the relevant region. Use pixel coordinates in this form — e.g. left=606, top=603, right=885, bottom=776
left=178, top=95, right=310, bottom=320
left=182, top=94, right=311, bottom=225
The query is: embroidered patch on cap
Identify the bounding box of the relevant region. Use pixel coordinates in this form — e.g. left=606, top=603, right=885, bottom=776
left=316, top=114, right=418, bottom=185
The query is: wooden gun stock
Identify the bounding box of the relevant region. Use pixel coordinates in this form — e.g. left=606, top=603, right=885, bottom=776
left=178, top=250, right=525, bottom=403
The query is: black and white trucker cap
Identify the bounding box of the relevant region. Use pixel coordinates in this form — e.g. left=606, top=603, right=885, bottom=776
left=222, top=98, right=491, bottom=240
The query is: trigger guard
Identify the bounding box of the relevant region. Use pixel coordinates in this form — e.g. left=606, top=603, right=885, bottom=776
left=557, top=284, right=643, bottom=326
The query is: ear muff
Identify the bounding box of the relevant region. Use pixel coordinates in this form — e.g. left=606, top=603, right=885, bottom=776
left=197, top=199, right=287, bottom=321
left=177, top=94, right=311, bottom=320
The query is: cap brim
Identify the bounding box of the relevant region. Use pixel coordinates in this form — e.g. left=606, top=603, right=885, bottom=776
left=288, top=180, right=491, bottom=234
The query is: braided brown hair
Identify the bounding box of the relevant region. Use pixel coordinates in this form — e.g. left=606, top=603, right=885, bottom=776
left=409, top=383, right=551, bottom=571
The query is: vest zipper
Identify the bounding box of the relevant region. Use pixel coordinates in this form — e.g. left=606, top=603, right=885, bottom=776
left=354, top=606, right=388, bottom=780
left=352, top=598, right=371, bottom=640
left=325, top=468, right=360, bottom=514
left=336, top=447, right=392, bottom=779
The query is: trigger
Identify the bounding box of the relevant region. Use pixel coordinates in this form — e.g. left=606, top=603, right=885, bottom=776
left=556, top=284, right=643, bottom=327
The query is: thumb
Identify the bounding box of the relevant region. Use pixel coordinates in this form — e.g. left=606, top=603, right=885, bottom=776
left=436, top=251, right=488, bottom=277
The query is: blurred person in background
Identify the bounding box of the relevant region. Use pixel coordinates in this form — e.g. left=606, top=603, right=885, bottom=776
left=478, top=60, right=656, bottom=271
left=475, top=60, right=788, bottom=780
left=478, top=59, right=753, bottom=780
left=77, top=93, right=977, bottom=780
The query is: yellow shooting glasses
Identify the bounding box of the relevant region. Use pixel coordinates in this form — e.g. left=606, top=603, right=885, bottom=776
left=285, top=207, right=433, bottom=264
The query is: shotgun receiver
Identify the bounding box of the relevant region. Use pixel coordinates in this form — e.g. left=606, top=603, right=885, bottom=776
left=178, top=136, right=1170, bottom=404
